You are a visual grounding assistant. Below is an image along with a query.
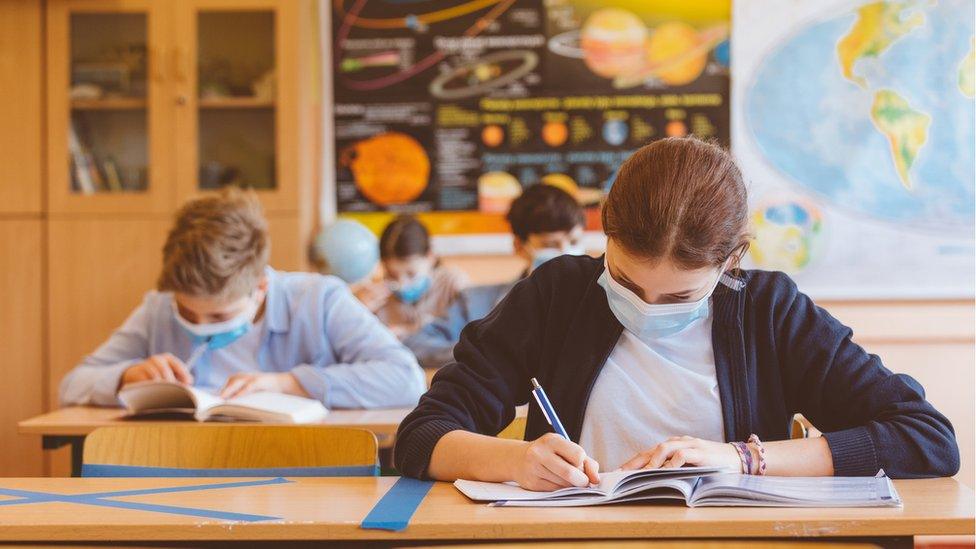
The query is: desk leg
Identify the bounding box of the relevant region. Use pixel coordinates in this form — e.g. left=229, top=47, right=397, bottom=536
left=42, top=435, right=86, bottom=477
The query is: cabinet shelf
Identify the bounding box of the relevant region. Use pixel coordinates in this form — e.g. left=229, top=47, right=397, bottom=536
left=71, top=98, right=147, bottom=111
left=198, top=97, right=275, bottom=109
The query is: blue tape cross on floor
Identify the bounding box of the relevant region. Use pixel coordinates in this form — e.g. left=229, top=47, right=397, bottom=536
left=0, top=477, right=290, bottom=522
left=360, top=477, right=435, bottom=532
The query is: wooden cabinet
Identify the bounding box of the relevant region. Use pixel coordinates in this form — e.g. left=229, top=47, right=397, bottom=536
left=0, top=220, right=45, bottom=476
left=46, top=0, right=310, bottom=215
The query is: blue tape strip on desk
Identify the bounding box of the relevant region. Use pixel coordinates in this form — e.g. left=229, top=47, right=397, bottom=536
left=82, top=463, right=379, bottom=477
left=360, top=477, right=434, bottom=532
left=0, top=477, right=289, bottom=522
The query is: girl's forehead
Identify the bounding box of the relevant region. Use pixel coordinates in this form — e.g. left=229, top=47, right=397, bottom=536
left=606, top=240, right=716, bottom=290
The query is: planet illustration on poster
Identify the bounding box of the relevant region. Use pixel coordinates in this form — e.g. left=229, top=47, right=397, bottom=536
left=548, top=8, right=728, bottom=89
left=602, top=119, right=628, bottom=145
left=342, top=132, right=430, bottom=206
left=429, top=50, right=539, bottom=100
left=478, top=171, right=522, bottom=214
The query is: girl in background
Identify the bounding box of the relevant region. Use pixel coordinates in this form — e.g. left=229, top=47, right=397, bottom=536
left=356, top=215, right=468, bottom=340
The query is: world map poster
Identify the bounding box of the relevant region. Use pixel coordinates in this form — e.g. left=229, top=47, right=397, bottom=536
left=329, top=0, right=731, bottom=239
left=733, top=0, right=975, bottom=298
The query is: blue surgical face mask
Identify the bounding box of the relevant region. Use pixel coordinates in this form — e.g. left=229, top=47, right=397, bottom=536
left=172, top=296, right=259, bottom=350
left=530, top=245, right=586, bottom=272
left=392, top=275, right=431, bottom=305
left=598, top=262, right=724, bottom=339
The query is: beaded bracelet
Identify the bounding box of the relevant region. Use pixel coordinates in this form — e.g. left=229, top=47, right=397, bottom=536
left=729, top=441, right=752, bottom=474
left=748, top=434, right=767, bottom=476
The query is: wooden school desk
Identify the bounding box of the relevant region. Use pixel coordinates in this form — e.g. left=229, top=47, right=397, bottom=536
left=0, top=477, right=970, bottom=546
left=18, top=406, right=412, bottom=476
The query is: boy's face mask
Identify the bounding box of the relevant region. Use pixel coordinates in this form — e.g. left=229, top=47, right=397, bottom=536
left=530, top=245, right=586, bottom=272
left=172, top=292, right=261, bottom=349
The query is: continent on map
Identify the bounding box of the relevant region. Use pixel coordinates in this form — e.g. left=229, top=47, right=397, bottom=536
left=836, top=1, right=924, bottom=88
left=870, top=89, right=931, bottom=190
left=959, top=37, right=975, bottom=98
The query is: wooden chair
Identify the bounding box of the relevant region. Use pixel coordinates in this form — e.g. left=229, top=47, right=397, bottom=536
left=82, top=425, right=378, bottom=477
left=497, top=416, right=527, bottom=440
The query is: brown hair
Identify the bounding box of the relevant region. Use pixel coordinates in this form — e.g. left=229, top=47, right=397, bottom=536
left=379, top=215, right=430, bottom=259
left=506, top=184, right=585, bottom=241
left=158, top=188, right=270, bottom=299
left=602, top=137, right=749, bottom=269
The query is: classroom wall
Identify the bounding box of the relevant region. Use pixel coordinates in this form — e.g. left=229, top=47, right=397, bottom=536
left=442, top=254, right=976, bottom=488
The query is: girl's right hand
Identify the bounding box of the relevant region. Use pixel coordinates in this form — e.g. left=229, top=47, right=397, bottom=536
left=512, top=433, right=601, bottom=491
left=118, top=353, right=194, bottom=391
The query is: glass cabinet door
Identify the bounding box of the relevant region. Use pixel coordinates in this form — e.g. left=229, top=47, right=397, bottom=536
left=47, top=0, right=171, bottom=214
left=195, top=9, right=277, bottom=191
left=68, top=12, right=148, bottom=194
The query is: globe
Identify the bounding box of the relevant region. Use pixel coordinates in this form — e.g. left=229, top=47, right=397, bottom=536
left=748, top=201, right=824, bottom=274
left=314, top=219, right=379, bottom=284
left=745, top=0, right=975, bottom=235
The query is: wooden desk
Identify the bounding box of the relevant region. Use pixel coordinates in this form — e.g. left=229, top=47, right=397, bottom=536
left=18, top=406, right=413, bottom=476
left=0, top=477, right=970, bottom=544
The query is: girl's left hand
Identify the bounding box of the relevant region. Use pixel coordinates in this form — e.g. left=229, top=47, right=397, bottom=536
left=618, top=436, right=741, bottom=471
left=219, top=372, right=309, bottom=399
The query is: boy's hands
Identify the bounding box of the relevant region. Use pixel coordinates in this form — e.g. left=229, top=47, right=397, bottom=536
left=513, top=433, right=601, bottom=491
left=119, top=353, right=194, bottom=390
left=219, top=372, right=309, bottom=400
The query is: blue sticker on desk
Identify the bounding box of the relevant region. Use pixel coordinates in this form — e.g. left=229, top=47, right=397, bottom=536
left=360, top=477, right=434, bottom=532
left=0, top=477, right=288, bottom=522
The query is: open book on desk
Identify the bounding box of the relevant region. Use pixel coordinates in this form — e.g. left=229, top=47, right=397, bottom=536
left=118, top=381, right=329, bottom=424
left=455, top=466, right=902, bottom=508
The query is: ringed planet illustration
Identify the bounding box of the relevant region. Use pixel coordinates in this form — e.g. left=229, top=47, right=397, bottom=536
left=429, top=50, right=539, bottom=100
left=547, top=8, right=729, bottom=89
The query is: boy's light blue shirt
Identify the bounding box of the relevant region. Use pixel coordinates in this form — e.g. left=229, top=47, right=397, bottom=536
left=59, top=268, right=426, bottom=409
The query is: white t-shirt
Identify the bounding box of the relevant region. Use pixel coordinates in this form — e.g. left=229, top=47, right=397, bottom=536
left=578, top=309, right=725, bottom=471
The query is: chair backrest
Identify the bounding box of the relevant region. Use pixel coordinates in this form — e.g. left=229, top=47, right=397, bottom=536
left=82, top=425, right=378, bottom=477
left=497, top=416, right=527, bottom=440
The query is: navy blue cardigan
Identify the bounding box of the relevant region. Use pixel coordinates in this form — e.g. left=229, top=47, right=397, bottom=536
left=394, top=255, right=959, bottom=479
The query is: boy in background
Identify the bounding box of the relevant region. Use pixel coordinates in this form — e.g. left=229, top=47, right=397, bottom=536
left=60, top=188, right=425, bottom=409
left=405, top=184, right=585, bottom=368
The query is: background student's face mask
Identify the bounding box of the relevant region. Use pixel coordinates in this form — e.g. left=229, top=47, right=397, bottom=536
left=173, top=294, right=260, bottom=349
left=530, top=244, right=586, bottom=272
left=391, top=274, right=431, bottom=305
left=598, top=262, right=724, bottom=339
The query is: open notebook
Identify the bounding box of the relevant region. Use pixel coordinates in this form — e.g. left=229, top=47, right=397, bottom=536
left=118, top=381, right=329, bottom=424
left=455, top=466, right=902, bottom=508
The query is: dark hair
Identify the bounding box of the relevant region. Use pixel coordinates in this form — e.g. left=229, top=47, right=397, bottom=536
left=602, top=137, right=749, bottom=269
left=380, top=215, right=431, bottom=259
left=158, top=187, right=269, bottom=299
left=505, top=184, right=585, bottom=241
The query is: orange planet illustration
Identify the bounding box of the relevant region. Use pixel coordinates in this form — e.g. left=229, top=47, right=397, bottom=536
left=542, top=121, right=568, bottom=147
left=481, top=124, right=504, bottom=147
left=666, top=120, right=688, bottom=137
left=478, top=171, right=522, bottom=214
left=646, top=22, right=709, bottom=86
left=344, top=132, right=430, bottom=206
left=580, top=8, right=648, bottom=79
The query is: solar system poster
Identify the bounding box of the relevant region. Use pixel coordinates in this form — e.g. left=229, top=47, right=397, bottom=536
left=330, top=0, right=731, bottom=238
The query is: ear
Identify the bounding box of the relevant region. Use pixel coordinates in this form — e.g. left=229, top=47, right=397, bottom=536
left=256, top=275, right=270, bottom=293
left=513, top=236, right=531, bottom=262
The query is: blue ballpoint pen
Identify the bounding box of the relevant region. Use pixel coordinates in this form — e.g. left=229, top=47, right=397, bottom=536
left=530, top=377, right=569, bottom=439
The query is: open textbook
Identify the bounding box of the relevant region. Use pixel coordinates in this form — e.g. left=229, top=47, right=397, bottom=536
left=455, top=466, right=902, bottom=508
left=118, top=381, right=329, bottom=424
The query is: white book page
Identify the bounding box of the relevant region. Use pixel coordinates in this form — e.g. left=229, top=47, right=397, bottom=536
left=204, top=392, right=328, bottom=423
left=119, top=381, right=201, bottom=414
left=691, top=474, right=902, bottom=507
left=453, top=479, right=605, bottom=502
